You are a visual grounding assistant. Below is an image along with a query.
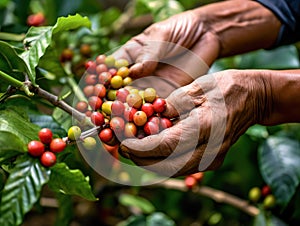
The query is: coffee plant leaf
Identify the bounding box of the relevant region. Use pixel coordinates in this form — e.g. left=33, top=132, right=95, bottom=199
left=259, top=135, right=300, bottom=208
left=0, top=155, right=50, bottom=226
left=0, top=131, right=26, bottom=164
left=48, top=162, right=97, bottom=201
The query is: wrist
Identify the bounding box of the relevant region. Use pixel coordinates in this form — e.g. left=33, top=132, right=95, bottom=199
left=193, top=0, right=281, bottom=58
left=263, top=70, right=300, bottom=125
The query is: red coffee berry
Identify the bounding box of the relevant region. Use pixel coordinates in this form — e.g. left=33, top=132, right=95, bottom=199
left=40, top=151, right=56, bottom=167
left=88, top=96, right=102, bottom=110
left=123, top=105, right=137, bottom=122
left=109, top=68, right=117, bottom=76
left=148, top=116, right=161, bottom=126
left=141, top=103, right=154, bottom=118
left=76, top=101, right=88, bottom=113
left=116, top=88, right=130, bottom=103
left=111, top=100, right=125, bottom=116
left=144, top=121, right=160, bottom=135
left=110, top=117, right=125, bottom=134
left=28, top=140, right=45, bottom=157
left=185, top=175, right=197, bottom=189
left=94, top=84, right=106, bottom=98
left=90, top=111, right=105, bottom=126
left=152, top=98, right=166, bottom=113
left=99, top=128, right=114, bottom=143
left=160, top=118, right=173, bottom=129
left=98, top=71, right=112, bottom=86
left=27, top=12, right=45, bottom=27
left=38, top=128, right=53, bottom=144
left=50, top=138, right=66, bottom=153
left=85, top=110, right=92, bottom=117
left=60, top=48, right=74, bottom=62
left=261, top=185, right=272, bottom=197
left=96, top=54, right=106, bottom=65
left=83, top=85, right=95, bottom=97
left=85, top=60, right=97, bottom=72
left=84, top=74, right=97, bottom=85
left=96, top=63, right=108, bottom=74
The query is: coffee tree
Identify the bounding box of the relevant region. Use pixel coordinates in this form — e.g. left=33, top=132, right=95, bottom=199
left=0, top=0, right=300, bottom=225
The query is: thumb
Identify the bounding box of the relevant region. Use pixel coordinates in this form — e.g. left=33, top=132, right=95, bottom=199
left=162, top=85, right=197, bottom=118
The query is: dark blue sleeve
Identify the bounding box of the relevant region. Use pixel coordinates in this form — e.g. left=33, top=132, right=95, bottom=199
left=255, top=0, right=300, bottom=47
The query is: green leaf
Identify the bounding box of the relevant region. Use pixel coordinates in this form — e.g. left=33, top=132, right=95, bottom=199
left=29, top=114, right=66, bottom=138
left=21, top=14, right=91, bottom=84
left=119, top=193, right=155, bottom=214
left=52, top=107, right=72, bottom=132
left=21, top=26, right=53, bottom=84
left=246, top=125, right=269, bottom=140
left=0, top=0, right=9, bottom=8
left=0, top=41, right=29, bottom=73
left=52, top=14, right=91, bottom=35
left=0, top=168, right=6, bottom=192
left=154, top=1, right=183, bottom=22
left=117, top=215, right=146, bottom=226
left=147, top=212, right=175, bottom=226
left=138, top=0, right=183, bottom=22
left=0, top=41, right=29, bottom=83
left=100, top=7, right=121, bottom=27
left=48, top=163, right=97, bottom=201
left=254, top=207, right=288, bottom=226
left=0, top=131, right=26, bottom=163
left=258, top=135, right=300, bottom=207
left=38, top=49, right=67, bottom=80
left=235, top=45, right=300, bottom=69
left=54, top=193, right=74, bottom=226
left=0, top=156, right=50, bottom=226
left=0, top=109, right=40, bottom=144
left=209, top=45, right=300, bottom=73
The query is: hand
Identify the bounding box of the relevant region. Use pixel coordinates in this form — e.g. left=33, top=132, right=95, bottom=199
left=119, top=70, right=271, bottom=177
left=113, top=9, right=219, bottom=88
left=113, top=0, right=280, bottom=90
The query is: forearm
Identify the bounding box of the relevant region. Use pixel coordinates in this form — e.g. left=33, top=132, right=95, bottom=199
left=262, top=70, right=300, bottom=125
left=192, top=0, right=281, bottom=58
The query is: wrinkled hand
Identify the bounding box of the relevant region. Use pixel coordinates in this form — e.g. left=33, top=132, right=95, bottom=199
left=119, top=70, right=271, bottom=177
left=113, top=9, right=220, bottom=88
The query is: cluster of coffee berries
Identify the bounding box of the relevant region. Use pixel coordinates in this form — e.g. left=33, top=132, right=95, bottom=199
left=74, top=54, right=173, bottom=148
left=248, top=185, right=276, bottom=209
left=184, top=172, right=205, bottom=189
left=27, top=128, right=66, bottom=167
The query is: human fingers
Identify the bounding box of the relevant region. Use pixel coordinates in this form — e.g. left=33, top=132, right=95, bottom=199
left=119, top=109, right=203, bottom=159
left=112, top=31, right=164, bottom=79
left=162, top=80, right=206, bottom=119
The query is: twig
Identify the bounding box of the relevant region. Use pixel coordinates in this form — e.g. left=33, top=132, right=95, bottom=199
left=155, top=178, right=260, bottom=217
left=29, top=84, right=90, bottom=125
left=40, top=197, right=59, bottom=208
left=0, top=86, right=17, bottom=103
